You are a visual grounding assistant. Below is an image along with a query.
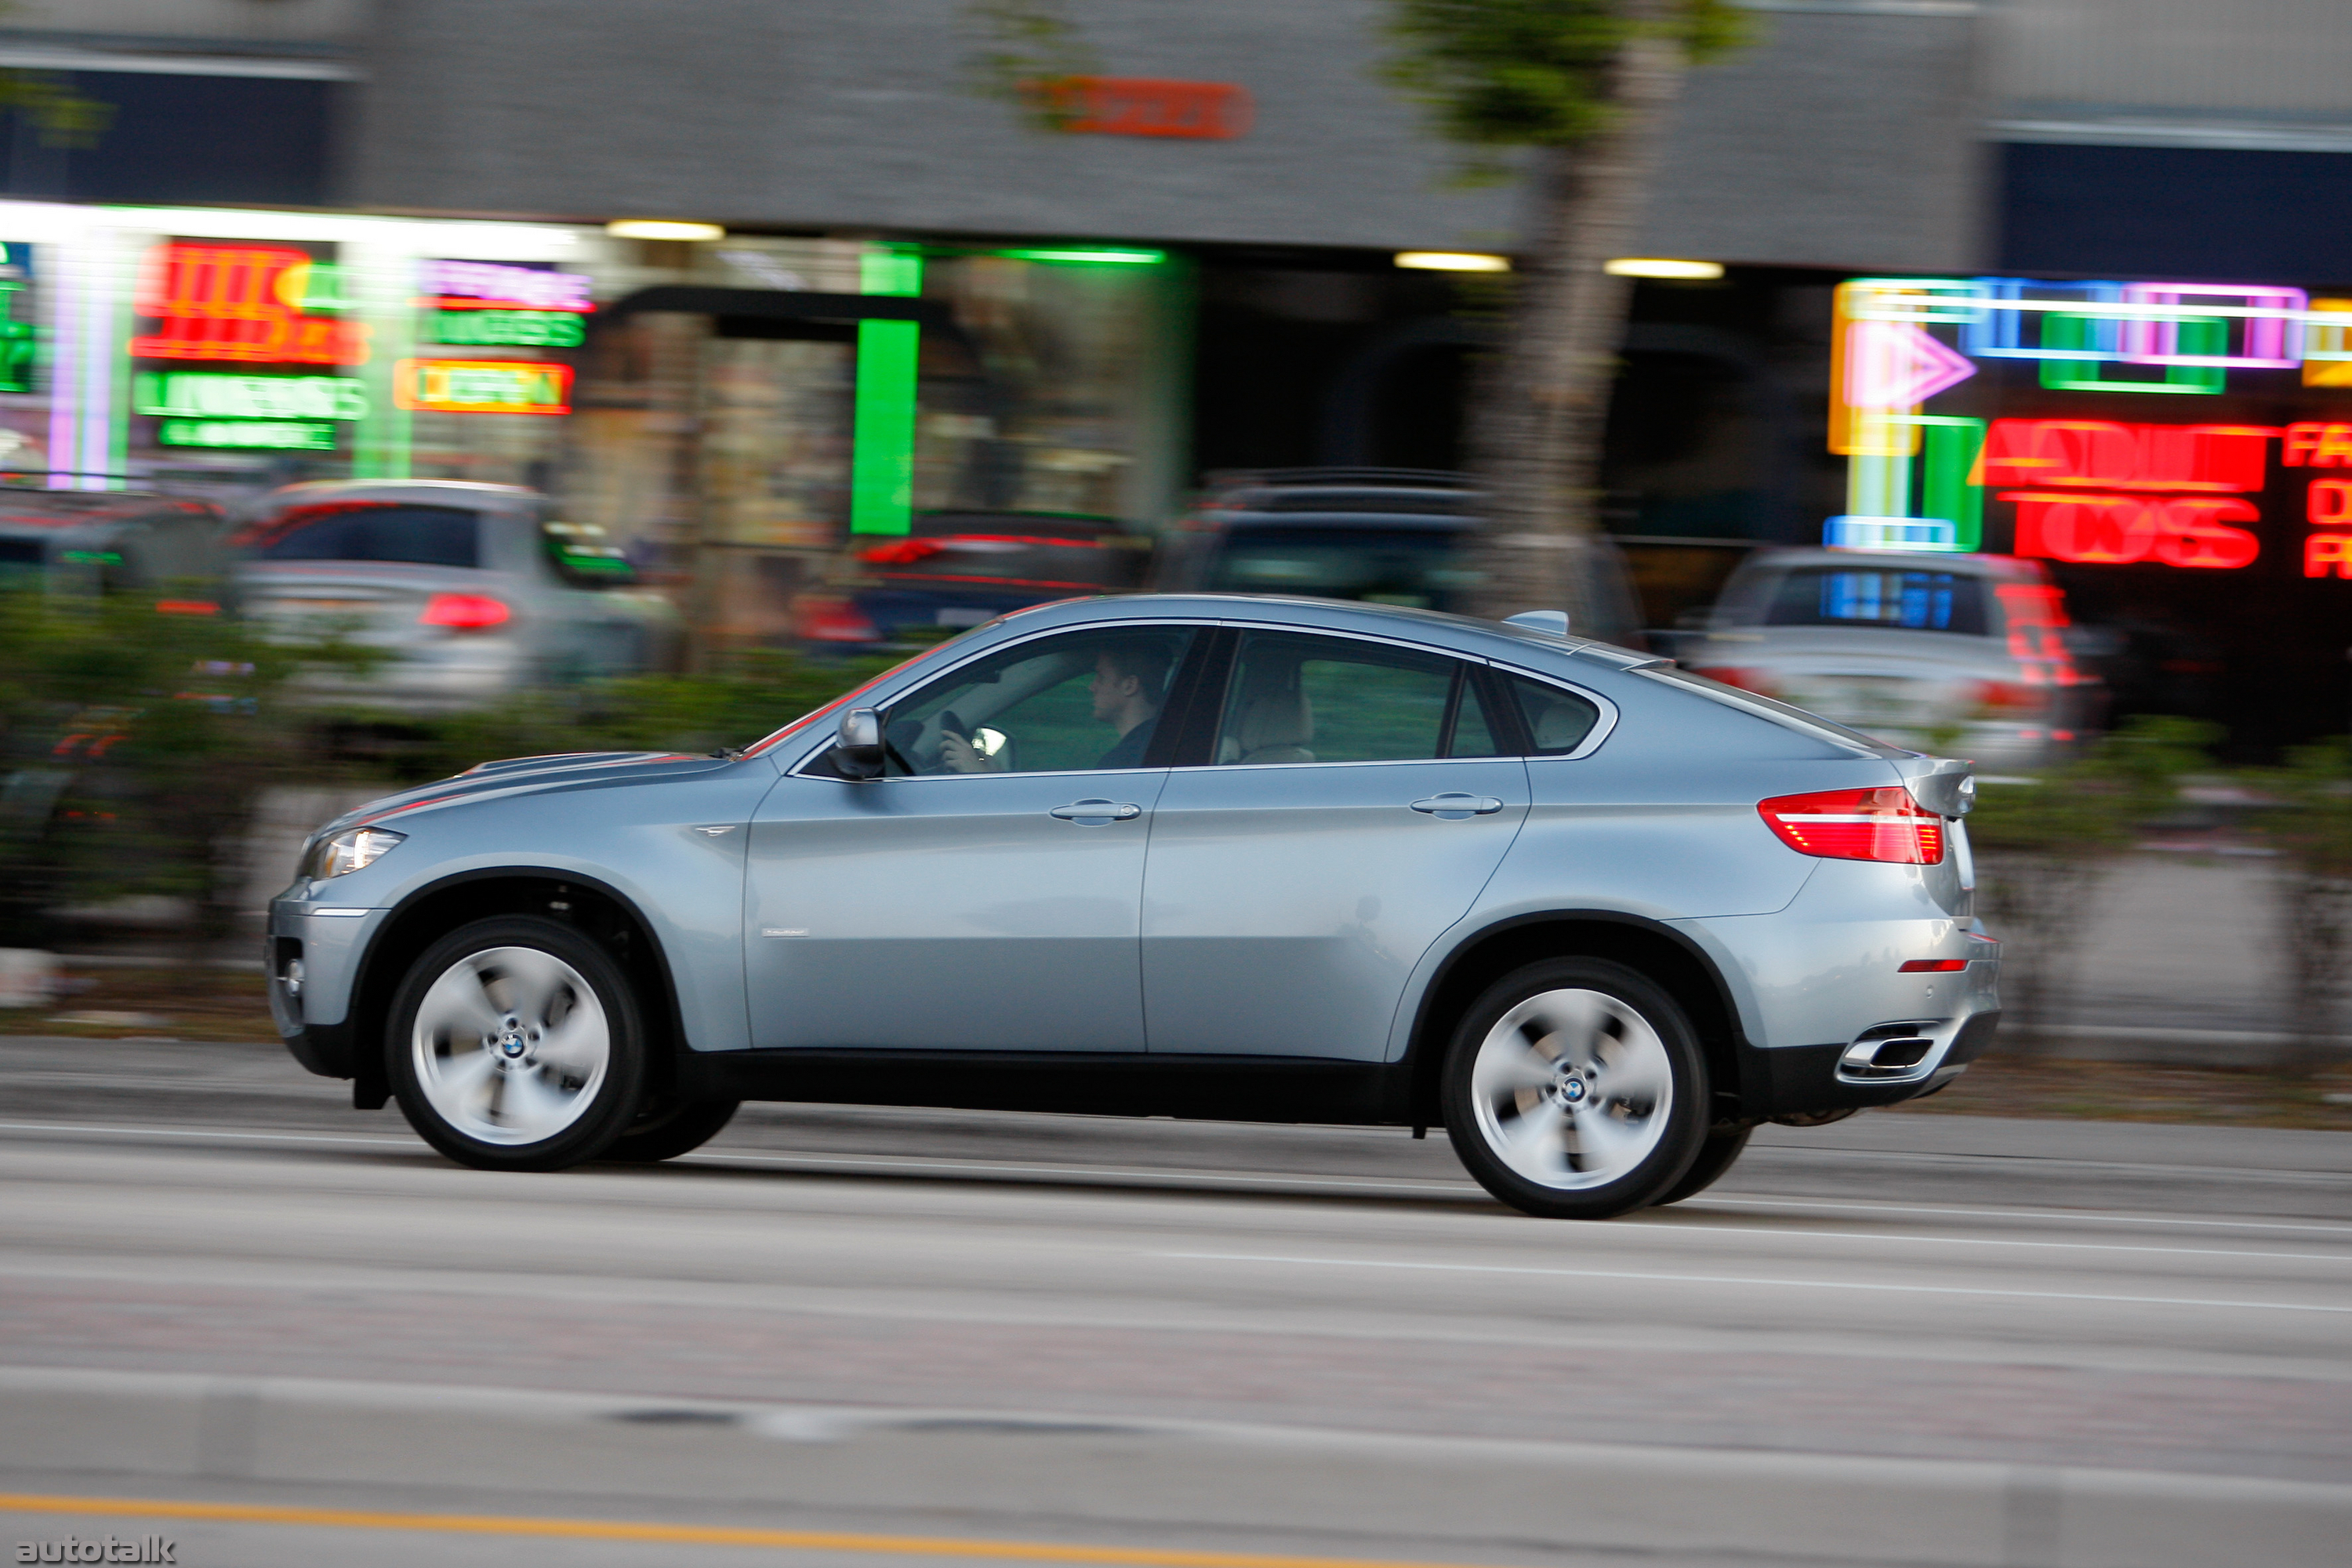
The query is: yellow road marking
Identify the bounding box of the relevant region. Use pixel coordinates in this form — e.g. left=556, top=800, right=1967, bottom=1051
left=0, top=1494, right=1486, bottom=1568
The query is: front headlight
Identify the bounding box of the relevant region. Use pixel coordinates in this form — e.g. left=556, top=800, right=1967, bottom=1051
left=306, top=827, right=405, bottom=880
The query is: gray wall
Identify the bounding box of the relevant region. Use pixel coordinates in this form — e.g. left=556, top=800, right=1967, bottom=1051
left=350, top=0, right=1982, bottom=270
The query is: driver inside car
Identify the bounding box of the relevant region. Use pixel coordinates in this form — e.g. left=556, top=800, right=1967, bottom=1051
left=938, top=641, right=1172, bottom=773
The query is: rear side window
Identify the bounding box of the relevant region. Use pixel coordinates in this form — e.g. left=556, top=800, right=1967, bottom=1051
left=233, top=503, right=479, bottom=569
left=1762, top=568, right=1987, bottom=635
left=1500, top=673, right=1601, bottom=755
left=1214, top=631, right=1493, bottom=764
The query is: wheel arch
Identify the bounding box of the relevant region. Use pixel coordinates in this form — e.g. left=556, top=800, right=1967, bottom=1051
left=1404, top=912, right=1752, bottom=1130
left=348, top=866, right=687, bottom=1110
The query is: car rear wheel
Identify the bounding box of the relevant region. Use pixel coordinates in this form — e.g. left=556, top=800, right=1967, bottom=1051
left=1654, top=1125, right=1752, bottom=1205
left=389, top=916, right=646, bottom=1171
left=601, top=1096, right=740, bottom=1163
left=1442, top=959, right=1708, bottom=1220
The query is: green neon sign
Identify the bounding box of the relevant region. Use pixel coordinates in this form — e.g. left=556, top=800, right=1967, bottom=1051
left=133, top=372, right=368, bottom=422
left=158, top=419, right=339, bottom=452
left=0, top=281, right=31, bottom=395
left=432, top=310, right=586, bottom=348
left=996, top=247, right=1165, bottom=266
left=2038, top=314, right=2227, bottom=394
left=850, top=251, right=923, bottom=536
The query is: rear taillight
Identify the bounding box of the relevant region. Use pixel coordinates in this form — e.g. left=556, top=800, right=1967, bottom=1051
left=1970, top=679, right=2047, bottom=717
left=1693, top=666, right=1777, bottom=696
left=1759, top=786, right=1946, bottom=865
left=793, top=595, right=880, bottom=644
left=417, top=593, right=510, bottom=630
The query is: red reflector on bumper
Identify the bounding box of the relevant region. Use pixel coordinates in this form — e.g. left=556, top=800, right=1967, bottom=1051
left=1899, top=959, right=1969, bottom=973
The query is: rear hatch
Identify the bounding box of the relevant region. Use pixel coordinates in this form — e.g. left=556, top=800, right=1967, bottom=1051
left=238, top=559, right=510, bottom=648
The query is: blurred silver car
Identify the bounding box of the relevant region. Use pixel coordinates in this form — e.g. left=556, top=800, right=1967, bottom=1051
left=230, top=479, right=680, bottom=710
left=1680, top=548, right=2103, bottom=769
left=267, top=593, right=1999, bottom=1219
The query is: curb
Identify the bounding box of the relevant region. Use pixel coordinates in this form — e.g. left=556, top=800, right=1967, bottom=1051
left=2, top=1367, right=2346, bottom=1568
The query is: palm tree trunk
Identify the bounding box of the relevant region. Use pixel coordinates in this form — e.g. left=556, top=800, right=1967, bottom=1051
left=1461, top=4, right=1689, bottom=644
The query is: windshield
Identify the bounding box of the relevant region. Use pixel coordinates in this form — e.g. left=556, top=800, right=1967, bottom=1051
left=232, top=502, right=480, bottom=569
left=1762, top=567, right=1989, bottom=636
left=1208, top=527, right=1472, bottom=608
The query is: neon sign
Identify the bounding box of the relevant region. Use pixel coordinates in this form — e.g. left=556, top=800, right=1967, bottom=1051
left=419, top=261, right=593, bottom=312
left=2002, top=493, right=2260, bottom=569
left=132, top=372, right=366, bottom=422
left=393, top=358, right=572, bottom=415
left=157, top=419, right=336, bottom=451
left=1024, top=77, right=1254, bottom=140
left=430, top=310, right=584, bottom=348
left=129, top=245, right=370, bottom=365
left=1978, top=420, right=2271, bottom=493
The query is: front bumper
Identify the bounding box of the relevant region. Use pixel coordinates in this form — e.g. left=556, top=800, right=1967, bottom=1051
left=266, top=894, right=386, bottom=1080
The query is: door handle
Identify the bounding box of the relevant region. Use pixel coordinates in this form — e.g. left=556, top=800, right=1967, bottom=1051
left=1410, top=793, right=1504, bottom=819
left=1050, top=798, right=1142, bottom=824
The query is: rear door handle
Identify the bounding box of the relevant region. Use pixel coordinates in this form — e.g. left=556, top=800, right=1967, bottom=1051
left=1050, top=798, right=1142, bottom=824
left=1410, top=793, right=1504, bottom=819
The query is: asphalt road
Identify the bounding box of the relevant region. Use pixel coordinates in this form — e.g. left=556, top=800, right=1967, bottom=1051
left=3, top=1035, right=2350, bottom=1568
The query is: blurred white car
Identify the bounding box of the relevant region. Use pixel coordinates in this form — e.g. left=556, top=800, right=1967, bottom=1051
left=230, top=481, right=681, bottom=710
left=1680, top=549, right=2101, bottom=768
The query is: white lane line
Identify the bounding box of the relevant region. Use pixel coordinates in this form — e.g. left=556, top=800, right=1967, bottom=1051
left=681, top=1149, right=1481, bottom=1195
left=1617, top=1220, right=2350, bottom=1265
left=0, top=1120, right=421, bottom=1149
left=1687, top=1195, right=2352, bottom=1236
left=1160, top=1251, right=2352, bottom=1316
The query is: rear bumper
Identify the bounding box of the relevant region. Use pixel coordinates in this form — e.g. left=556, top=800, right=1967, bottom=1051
left=1746, top=1009, right=2002, bottom=1120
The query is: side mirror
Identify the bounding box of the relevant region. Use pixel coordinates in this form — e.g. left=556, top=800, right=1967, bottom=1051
left=836, top=707, right=885, bottom=779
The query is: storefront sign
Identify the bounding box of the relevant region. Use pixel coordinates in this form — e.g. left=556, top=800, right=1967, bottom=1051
left=393, top=358, right=572, bottom=415
left=132, top=371, right=367, bottom=422
left=430, top=310, right=585, bottom=348
left=157, top=419, right=336, bottom=451
left=1025, top=77, right=1253, bottom=140
left=130, top=243, right=370, bottom=365
left=419, top=260, right=593, bottom=312
left=1828, top=276, right=2352, bottom=578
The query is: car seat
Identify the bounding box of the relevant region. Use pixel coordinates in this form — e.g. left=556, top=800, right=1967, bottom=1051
left=1218, top=665, right=1316, bottom=764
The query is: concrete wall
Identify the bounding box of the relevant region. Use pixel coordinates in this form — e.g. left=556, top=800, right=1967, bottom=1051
left=349, top=0, right=1984, bottom=270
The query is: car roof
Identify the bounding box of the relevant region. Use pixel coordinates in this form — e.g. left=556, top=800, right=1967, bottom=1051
left=256, top=479, right=541, bottom=515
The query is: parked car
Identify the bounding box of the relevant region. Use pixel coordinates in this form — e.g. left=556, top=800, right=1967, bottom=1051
left=268, top=593, right=1998, bottom=1220
left=1151, top=468, right=1481, bottom=610
left=793, top=510, right=1151, bottom=647
left=0, top=485, right=228, bottom=601
left=1679, top=548, right=2101, bottom=769
left=227, top=480, right=680, bottom=710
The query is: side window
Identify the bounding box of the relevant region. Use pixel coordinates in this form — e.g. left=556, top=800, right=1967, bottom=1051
left=1214, top=632, right=1490, bottom=765
left=881, top=626, right=1195, bottom=775
left=1501, top=673, right=1602, bottom=756
left=542, top=517, right=637, bottom=587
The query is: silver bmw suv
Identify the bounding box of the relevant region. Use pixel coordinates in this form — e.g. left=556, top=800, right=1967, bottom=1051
left=267, top=594, right=1999, bottom=1220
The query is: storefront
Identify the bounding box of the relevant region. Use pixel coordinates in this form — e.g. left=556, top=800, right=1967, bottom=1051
left=0, top=201, right=1192, bottom=641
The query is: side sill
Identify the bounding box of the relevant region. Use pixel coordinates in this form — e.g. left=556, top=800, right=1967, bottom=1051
left=675, top=1050, right=1415, bottom=1126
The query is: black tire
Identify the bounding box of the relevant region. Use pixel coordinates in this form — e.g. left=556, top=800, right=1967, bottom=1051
left=601, top=1096, right=741, bottom=1163
left=1441, top=957, right=1708, bottom=1220
left=1654, top=1125, right=1752, bottom=1205
left=387, top=916, right=648, bottom=1172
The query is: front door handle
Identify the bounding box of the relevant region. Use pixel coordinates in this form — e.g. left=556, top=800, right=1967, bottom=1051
left=1410, top=793, right=1504, bottom=819
left=1050, top=798, right=1142, bottom=824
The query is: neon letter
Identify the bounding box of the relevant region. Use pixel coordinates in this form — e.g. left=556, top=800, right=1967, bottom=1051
left=2312, top=481, right=2352, bottom=526
left=2308, top=534, right=2352, bottom=579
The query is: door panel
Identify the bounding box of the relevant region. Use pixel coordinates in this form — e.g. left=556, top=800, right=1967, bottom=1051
left=745, top=769, right=1164, bottom=1051
left=1141, top=630, right=1530, bottom=1061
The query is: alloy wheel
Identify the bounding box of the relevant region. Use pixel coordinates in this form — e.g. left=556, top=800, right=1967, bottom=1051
left=411, top=945, right=610, bottom=1145
left=1468, top=986, right=1674, bottom=1190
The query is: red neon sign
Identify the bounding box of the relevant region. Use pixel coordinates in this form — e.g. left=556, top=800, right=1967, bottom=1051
left=2002, top=492, right=2260, bottom=569
left=129, top=244, right=370, bottom=365
left=1977, top=419, right=2270, bottom=493
left=2307, top=535, right=2352, bottom=578
left=1027, top=77, right=1254, bottom=140
left=2283, top=423, right=2352, bottom=467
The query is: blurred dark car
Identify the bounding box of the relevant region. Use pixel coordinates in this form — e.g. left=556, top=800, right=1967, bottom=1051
left=0, top=485, right=229, bottom=602
left=793, top=511, right=1151, bottom=647
left=1149, top=469, right=1480, bottom=610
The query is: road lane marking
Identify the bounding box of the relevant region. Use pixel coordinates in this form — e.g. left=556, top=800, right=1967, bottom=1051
left=0, top=1494, right=1495, bottom=1568
left=680, top=1149, right=1482, bottom=1194
left=1688, top=1196, right=2352, bottom=1236
left=1161, top=1252, right=2352, bottom=1315
left=1617, top=1220, right=2351, bottom=1265
left=0, top=1120, right=422, bottom=1149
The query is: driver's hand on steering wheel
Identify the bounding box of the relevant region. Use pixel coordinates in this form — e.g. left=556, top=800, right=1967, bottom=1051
left=937, top=732, right=998, bottom=773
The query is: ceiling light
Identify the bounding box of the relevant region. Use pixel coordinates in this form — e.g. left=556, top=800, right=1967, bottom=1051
left=606, top=220, right=726, bottom=242
left=1395, top=251, right=1511, bottom=273
left=1605, top=257, right=1724, bottom=280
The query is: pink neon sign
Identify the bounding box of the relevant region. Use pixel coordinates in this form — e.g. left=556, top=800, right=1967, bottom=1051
left=419, top=260, right=593, bottom=312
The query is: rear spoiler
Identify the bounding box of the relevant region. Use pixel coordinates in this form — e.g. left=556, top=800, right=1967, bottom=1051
left=1902, top=757, right=1976, bottom=818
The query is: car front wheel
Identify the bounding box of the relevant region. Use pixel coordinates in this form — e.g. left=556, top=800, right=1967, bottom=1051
left=1442, top=958, right=1708, bottom=1220
left=389, top=916, right=647, bottom=1171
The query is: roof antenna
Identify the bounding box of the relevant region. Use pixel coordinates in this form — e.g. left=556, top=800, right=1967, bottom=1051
left=1503, top=610, right=1571, bottom=637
